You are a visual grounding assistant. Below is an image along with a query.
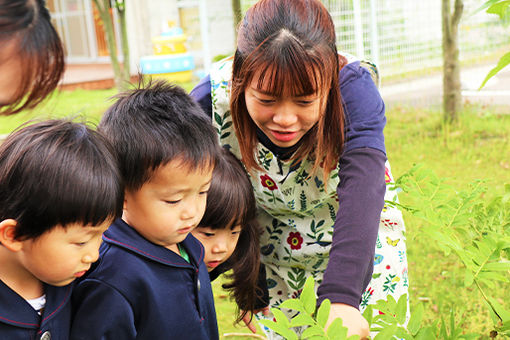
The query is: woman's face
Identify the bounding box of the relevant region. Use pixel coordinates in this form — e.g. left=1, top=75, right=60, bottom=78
left=0, top=39, right=24, bottom=107
left=244, top=72, right=325, bottom=148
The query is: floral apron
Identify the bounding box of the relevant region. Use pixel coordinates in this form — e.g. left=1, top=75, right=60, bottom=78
left=210, top=56, right=409, bottom=338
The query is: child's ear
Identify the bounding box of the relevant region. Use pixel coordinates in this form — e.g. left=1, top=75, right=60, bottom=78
left=0, top=219, right=23, bottom=252
left=123, top=190, right=129, bottom=210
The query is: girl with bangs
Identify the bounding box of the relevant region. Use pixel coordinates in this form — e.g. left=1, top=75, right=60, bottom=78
left=192, top=147, right=267, bottom=328
left=191, top=0, right=409, bottom=338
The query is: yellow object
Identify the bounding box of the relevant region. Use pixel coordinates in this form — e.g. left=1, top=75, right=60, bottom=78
left=149, top=70, right=193, bottom=83
left=152, top=35, right=187, bottom=55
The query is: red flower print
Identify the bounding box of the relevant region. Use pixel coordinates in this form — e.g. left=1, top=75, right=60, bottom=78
left=385, top=167, right=392, bottom=183
left=260, top=174, right=278, bottom=191
left=291, top=289, right=303, bottom=299
left=287, top=231, right=303, bottom=250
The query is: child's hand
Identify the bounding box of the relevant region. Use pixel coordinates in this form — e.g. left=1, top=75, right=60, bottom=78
left=326, top=303, right=369, bottom=339
left=241, top=306, right=270, bottom=333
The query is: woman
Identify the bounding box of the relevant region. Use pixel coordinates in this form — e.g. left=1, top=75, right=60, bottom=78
left=191, top=0, right=409, bottom=337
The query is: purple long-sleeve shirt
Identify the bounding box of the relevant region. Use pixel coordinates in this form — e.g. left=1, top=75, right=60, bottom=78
left=190, top=61, right=386, bottom=309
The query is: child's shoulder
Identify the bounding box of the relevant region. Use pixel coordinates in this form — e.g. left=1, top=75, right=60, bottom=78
left=0, top=280, right=73, bottom=338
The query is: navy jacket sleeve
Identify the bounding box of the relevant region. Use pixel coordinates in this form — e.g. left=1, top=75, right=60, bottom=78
left=317, top=147, right=386, bottom=308
left=190, top=74, right=213, bottom=118
left=70, top=280, right=136, bottom=340
left=341, top=62, right=386, bottom=154
left=317, top=63, right=387, bottom=308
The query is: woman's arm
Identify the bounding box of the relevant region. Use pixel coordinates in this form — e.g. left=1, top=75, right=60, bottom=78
left=317, top=61, right=386, bottom=308
left=190, top=74, right=213, bottom=118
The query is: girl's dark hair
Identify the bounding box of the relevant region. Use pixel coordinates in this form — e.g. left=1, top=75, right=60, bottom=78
left=0, top=119, right=123, bottom=240
left=0, top=0, right=65, bottom=115
left=99, top=80, right=221, bottom=191
left=230, top=0, right=347, bottom=179
left=199, top=147, right=261, bottom=323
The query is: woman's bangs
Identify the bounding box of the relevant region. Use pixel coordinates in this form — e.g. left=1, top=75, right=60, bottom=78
left=249, top=47, right=326, bottom=98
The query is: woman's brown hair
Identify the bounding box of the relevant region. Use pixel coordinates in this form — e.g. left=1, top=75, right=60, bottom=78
left=230, top=0, right=347, bottom=179
left=0, top=0, right=65, bottom=115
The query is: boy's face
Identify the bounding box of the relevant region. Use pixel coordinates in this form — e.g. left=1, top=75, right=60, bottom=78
left=192, top=225, right=241, bottom=272
left=122, top=159, right=213, bottom=252
left=17, top=222, right=110, bottom=286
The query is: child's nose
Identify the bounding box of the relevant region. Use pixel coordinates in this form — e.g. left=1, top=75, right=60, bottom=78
left=212, top=239, right=228, bottom=254
left=181, top=202, right=198, bottom=220
left=83, top=247, right=99, bottom=264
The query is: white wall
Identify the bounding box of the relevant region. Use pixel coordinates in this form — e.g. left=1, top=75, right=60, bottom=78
left=125, top=0, right=180, bottom=73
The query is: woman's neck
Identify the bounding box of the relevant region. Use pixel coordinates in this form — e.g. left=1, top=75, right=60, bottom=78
left=0, top=247, right=44, bottom=299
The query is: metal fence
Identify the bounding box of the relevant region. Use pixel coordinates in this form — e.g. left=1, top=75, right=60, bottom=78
left=241, top=0, right=509, bottom=78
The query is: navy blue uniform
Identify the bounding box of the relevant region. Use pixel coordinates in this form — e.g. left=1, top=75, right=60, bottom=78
left=70, top=218, right=219, bottom=340
left=0, top=281, right=72, bottom=340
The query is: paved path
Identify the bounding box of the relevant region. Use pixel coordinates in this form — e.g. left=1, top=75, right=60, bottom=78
left=380, top=63, right=510, bottom=109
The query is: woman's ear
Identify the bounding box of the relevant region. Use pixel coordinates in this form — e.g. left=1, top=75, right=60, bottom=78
left=0, top=219, right=23, bottom=252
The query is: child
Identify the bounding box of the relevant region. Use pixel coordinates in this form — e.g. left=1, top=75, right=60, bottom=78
left=70, top=81, right=222, bottom=340
left=0, top=0, right=64, bottom=115
left=0, top=119, right=123, bottom=339
left=192, top=147, right=267, bottom=327
left=191, top=0, right=409, bottom=337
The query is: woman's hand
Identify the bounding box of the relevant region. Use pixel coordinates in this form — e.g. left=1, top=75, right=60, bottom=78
left=326, top=303, right=369, bottom=339
left=241, top=306, right=270, bottom=333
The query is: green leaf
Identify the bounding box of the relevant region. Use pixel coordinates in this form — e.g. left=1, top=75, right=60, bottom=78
left=407, top=303, right=424, bottom=336
left=301, top=325, right=325, bottom=339
left=415, top=326, right=436, bottom=340
left=289, top=312, right=315, bottom=328
left=259, top=319, right=299, bottom=340
left=327, top=318, right=347, bottom=340
left=483, top=261, right=510, bottom=271
left=300, top=276, right=317, bottom=315
left=395, top=294, right=408, bottom=325
left=317, top=299, right=331, bottom=328
left=463, top=270, right=474, bottom=287
left=487, top=0, right=510, bottom=18
left=472, top=0, right=502, bottom=15
left=280, top=298, right=305, bottom=313
left=346, top=336, right=361, bottom=340
left=397, top=327, right=414, bottom=340
left=487, top=297, right=510, bottom=322
left=272, top=308, right=290, bottom=328
left=374, top=323, right=398, bottom=340
left=479, top=52, right=510, bottom=89
left=477, top=271, right=509, bottom=283
left=363, top=305, right=374, bottom=326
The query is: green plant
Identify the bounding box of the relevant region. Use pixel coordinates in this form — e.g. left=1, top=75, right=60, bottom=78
left=258, top=165, right=510, bottom=339
left=390, top=165, right=510, bottom=338
left=478, top=0, right=510, bottom=88
left=259, top=276, right=360, bottom=340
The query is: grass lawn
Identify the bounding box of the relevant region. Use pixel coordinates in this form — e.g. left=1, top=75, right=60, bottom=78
left=1, top=88, right=508, bottom=339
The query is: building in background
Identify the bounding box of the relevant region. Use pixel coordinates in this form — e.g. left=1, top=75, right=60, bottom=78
left=47, top=0, right=236, bottom=79
left=49, top=0, right=509, bottom=81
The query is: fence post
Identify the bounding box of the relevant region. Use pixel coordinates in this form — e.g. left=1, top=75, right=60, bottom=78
left=199, top=0, right=211, bottom=73
left=369, top=0, right=380, bottom=67
left=353, top=0, right=365, bottom=59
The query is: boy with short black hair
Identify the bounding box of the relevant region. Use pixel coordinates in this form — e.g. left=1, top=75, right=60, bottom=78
left=0, top=119, right=123, bottom=339
left=70, top=81, right=221, bottom=340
